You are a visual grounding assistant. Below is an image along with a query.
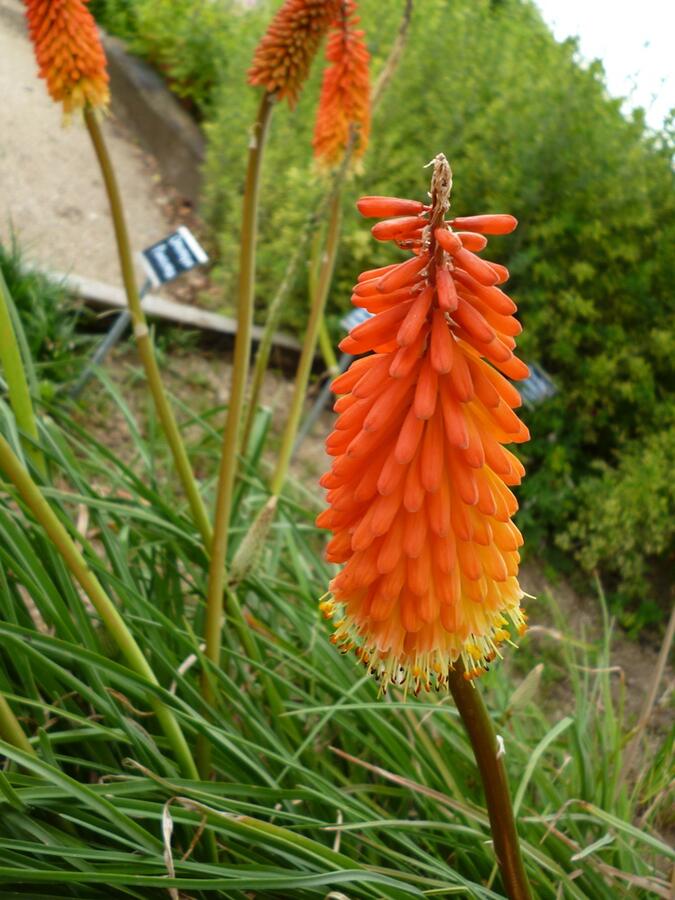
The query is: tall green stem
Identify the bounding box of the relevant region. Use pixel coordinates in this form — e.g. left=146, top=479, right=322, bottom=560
left=0, top=693, right=34, bottom=757
left=0, top=268, right=45, bottom=475
left=240, top=233, right=304, bottom=456
left=0, top=434, right=198, bottom=780
left=447, top=662, right=533, bottom=900
left=83, top=108, right=212, bottom=550
left=233, top=188, right=344, bottom=588
left=309, top=227, right=338, bottom=374
left=269, top=192, right=342, bottom=496
left=200, top=93, right=273, bottom=762
left=242, top=0, right=413, bottom=457
left=241, top=198, right=322, bottom=457
left=317, top=317, right=338, bottom=374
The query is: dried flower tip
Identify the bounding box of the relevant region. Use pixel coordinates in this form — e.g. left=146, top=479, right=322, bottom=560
left=24, top=0, right=110, bottom=115
left=248, top=0, right=342, bottom=108
left=229, top=496, right=278, bottom=588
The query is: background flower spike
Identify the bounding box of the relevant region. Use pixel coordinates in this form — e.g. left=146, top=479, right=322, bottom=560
left=313, top=0, right=371, bottom=167
left=248, top=0, right=342, bottom=108
left=23, top=0, right=110, bottom=116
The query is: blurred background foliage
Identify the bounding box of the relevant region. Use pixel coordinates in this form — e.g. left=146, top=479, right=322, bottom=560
left=0, top=241, right=93, bottom=395
left=88, top=0, right=675, bottom=628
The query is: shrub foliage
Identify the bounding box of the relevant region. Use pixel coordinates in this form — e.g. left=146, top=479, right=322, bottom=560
left=91, top=0, right=675, bottom=616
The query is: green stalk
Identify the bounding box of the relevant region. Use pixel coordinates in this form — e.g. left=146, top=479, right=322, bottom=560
left=309, top=227, right=339, bottom=374
left=0, top=434, right=198, bottom=781
left=240, top=238, right=302, bottom=456
left=242, top=0, right=413, bottom=456
left=0, top=267, right=45, bottom=475
left=233, top=184, right=346, bottom=599
left=83, top=108, right=212, bottom=551
left=447, top=662, right=532, bottom=900
left=269, top=191, right=342, bottom=497
left=0, top=693, right=34, bottom=757
left=199, top=93, right=274, bottom=766
left=241, top=133, right=356, bottom=458
left=318, top=317, right=338, bottom=374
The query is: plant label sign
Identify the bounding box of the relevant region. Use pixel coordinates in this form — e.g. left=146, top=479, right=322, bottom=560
left=520, top=362, right=557, bottom=407
left=341, top=307, right=374, bottom=333
left=141, top=226, right=208, bottom=288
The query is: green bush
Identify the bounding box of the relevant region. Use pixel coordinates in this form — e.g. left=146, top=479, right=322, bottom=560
left=89, top=0, right=137, bottom=37
left=93, top=0, right=675, bottom=620
left=92, top=0, right=246, bottom=116
left=559, top=421, right=675, bottom=630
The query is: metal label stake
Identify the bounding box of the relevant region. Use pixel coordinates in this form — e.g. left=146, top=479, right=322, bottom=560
left=70, top=227, right=208, bottom=399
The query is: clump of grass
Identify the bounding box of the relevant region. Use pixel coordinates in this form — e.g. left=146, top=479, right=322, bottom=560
left=0, top=385, right=671, bottom=898
left=0, top=240, right=94, bottom=394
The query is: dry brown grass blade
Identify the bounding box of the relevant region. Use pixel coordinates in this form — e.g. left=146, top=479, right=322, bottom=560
left=329, top=745, right=488, bottom=825
left=372, top=0, right=414, bottom=108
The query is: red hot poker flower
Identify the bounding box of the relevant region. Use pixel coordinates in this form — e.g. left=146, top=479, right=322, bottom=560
left=313, top=0, right=371, bottom=167
left=248, top=0, right=342, bottom=108
left=23, top=0, right=110, bottom=115
left=318, top=154, right=530, bottom=693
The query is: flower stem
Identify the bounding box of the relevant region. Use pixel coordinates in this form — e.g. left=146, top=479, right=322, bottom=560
left=0, top=434, right=199, bottom=781
left=308, top=227, right=338, bottom=374
left=371, top=0, right=414, bottom=108
left=0, top=267, right=45, bottom=475
left=318, top=317, right=338, bottom=374
left=240, top=227, right=303, bottom=456
left=0, top=693, right=34, bottom=757
left=269, top=190, right=342, bottom=497
left=241, top=180, right=331, bottom=458
left=447, top=662, right=533, bottom=900
left=83, top=108, right=212, bottom=551
left=199, top=93, right=274, bottom=767
left=242, top=0, right=411, bottom=459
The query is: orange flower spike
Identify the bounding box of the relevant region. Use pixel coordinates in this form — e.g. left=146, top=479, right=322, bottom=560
left=248, top=0, right=342, bottom=108
left=313, top=0, right=371, bottom=166
left=23, top=0, right=109, bottom=115
left=318, top=154, right=530, bottom=692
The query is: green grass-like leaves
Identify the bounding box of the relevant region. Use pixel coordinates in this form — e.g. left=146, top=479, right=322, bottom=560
left=0, top=379, right=671, bottom=898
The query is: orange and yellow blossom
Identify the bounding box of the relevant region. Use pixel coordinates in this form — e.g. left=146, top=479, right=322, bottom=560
left=313, top=0, right=370, bottom=167
left=318, top=154, right=530, bottom=693
left=248, top=0, right=342, bottom=108
left=23, top=0, right=109, bottom=115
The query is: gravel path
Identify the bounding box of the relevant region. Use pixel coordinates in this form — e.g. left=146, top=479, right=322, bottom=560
left=0, top=0, right=169, bottom=284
